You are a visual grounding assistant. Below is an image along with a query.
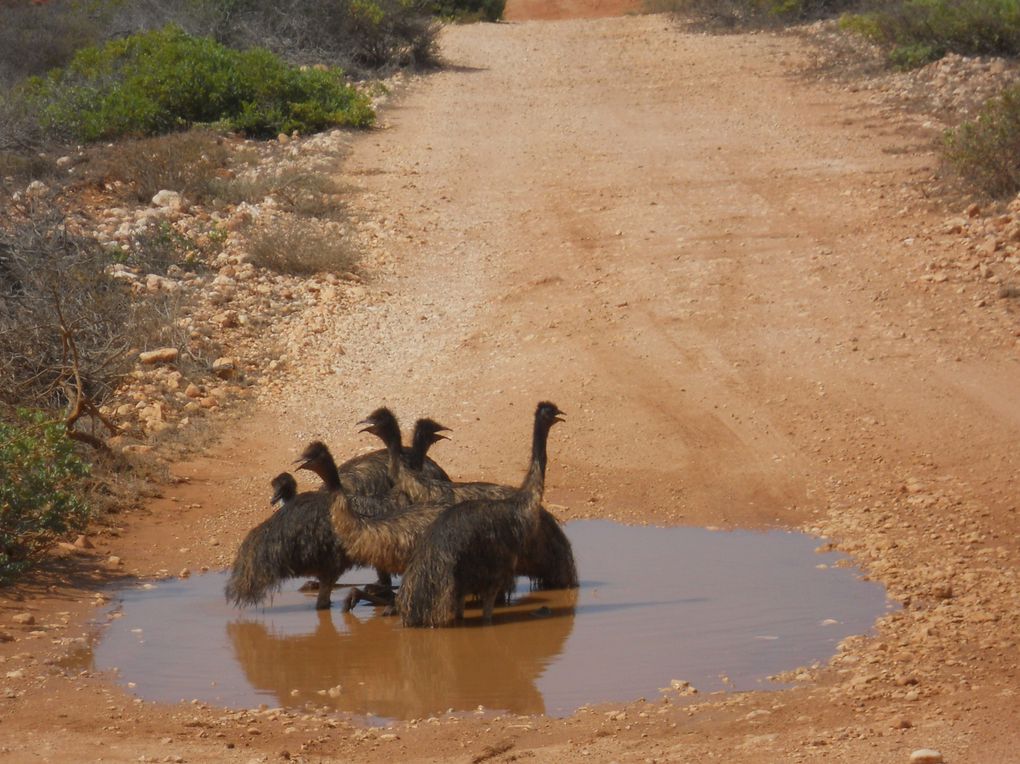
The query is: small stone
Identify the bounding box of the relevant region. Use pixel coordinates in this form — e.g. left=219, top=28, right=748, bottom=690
left=107, top=556, right=122, bottom=566
left=25, top=180, right=49, bottom=198
left=0, top=632, right=15, bottom=643
left=11, top=614, right=35, bottom=626
left=277, top=133, right=290, bottom=144
left=151, top=190, right=183, bottom=210
left=139, top=348, right=179, bottom=365
left=211, top=357, right=237, bottom=379
left=74, top=535, right=94, bottom=549
left=931, top=584, right=953, bottom=600
left=184, top=383, right=202, bottom=399
left=179, top=568, right=191, bottom=579
left=910, top=750, right=943, bottom=764
left=895, top=718, right=913, bottom=730
left=212, top=311, right=239, bottom=329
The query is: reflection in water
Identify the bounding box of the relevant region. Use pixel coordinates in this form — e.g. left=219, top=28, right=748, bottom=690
left=86, top=521, right=893, bottom=720
left=227, top=591, right=578, bottom=717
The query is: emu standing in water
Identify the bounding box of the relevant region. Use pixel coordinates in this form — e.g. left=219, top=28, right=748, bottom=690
left=225, top=472, right=347, bottom=611
left=360, top=407, right=578, bottom=592
left=397, top=402, right=565, bottom=627
left=296, top=441, right=449, bottom=598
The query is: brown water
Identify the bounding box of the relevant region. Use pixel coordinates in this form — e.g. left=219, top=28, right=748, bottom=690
left=75, top=521, right=892, bottom=721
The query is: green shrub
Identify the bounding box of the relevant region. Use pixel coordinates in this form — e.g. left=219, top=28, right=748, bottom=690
left=945, top=84, right=1020, bottom=197
left=649, top=0, right=857, bottom=24
left=0, top=411, right=90, bottom=583
left=339, top=0, right=441, bottom=68
left=430, top=0, right=506, bottom=22
left=210, top=0, right=440, bottom=72
left=843, top=0, right=1020, bottom=67
left=20, top=26, right=374, bottom=142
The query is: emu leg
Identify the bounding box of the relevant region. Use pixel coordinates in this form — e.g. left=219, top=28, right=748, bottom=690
left=374, top=569, right=392, bottom=588
left=481, top=592, right=497, bottom=624
left=315, top=575, right=335, bottom=610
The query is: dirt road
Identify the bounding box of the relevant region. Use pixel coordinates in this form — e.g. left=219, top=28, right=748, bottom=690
left=2, top=3, right=1019, bottom=762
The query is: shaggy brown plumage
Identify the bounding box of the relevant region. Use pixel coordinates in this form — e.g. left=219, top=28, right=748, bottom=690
left=296, top=441, right=449, bottom=610
left=360, top=407, right=578, bottom=592
left=225, top=472, right=347, bottom=611
left=396, top=402, right=565, bottom=627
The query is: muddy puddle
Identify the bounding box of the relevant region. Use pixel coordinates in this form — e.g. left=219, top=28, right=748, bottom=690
left=75, top=521, right=892, bottom=721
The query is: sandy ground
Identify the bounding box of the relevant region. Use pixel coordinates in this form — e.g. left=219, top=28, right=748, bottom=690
left=2, top=2, right=1020, bottom=762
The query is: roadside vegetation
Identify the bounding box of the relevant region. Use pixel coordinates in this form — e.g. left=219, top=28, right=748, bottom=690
left=0, top=0, right=473, bottom=582
left=21, top=26, right=373, bottom=143
left=945, top=84, right=1020, bottom=197
left=643, top=0, right=859, bottom=26
left=841, top=1, right=1020, bottom=69
left=649, top=0, right=1020, bottom=198
left=0, top=412, right=91, bottom=584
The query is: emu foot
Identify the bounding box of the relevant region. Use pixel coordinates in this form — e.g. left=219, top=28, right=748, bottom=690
left=343, top=584, right=395, bottom=612
left=298, top=580, right=320, bottom=592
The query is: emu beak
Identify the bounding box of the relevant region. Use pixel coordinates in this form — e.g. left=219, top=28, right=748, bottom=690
left=293, top=457, right=312, bottom=471
left=270, top=491, right=285, bottom=507
left=356, top=417, right=377, bottom=434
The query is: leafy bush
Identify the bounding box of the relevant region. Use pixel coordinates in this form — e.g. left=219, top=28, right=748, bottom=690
left=945, top=83, right=1020, bottom=197
left=20, top=26, right=374, bottom=142
left=843, top=0, right=1020, bottom=67
left=430, top=0, right=506, bottom=22
left=207, top=0, right=440, bottom=72
left=648, top=0, right=858, bottom=25
left=0, top=411, right=90, bottom=583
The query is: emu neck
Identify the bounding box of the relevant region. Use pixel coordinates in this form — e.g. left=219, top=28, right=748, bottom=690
left=318, top=455, right=343, bottom=493
left=381, top=423, right=403, bottom=485
left=519, top=418, right=552, bottom=504
left=409, top=428, right=427, bottom=472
